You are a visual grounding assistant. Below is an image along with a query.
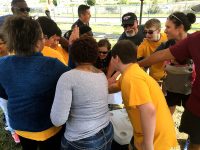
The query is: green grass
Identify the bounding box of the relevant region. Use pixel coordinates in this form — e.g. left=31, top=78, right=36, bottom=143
left=0, top=110, right=22, bottom=150
left=57, top=23, right=124, bottom=34
left=57, top=23, right=120, bottom=47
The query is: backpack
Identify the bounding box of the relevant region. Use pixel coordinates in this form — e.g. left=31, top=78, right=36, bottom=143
left=163, top=60, right=193, bottom=95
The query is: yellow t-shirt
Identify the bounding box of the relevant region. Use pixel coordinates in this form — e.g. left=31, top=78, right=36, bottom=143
left=16, top=126, right=62, bottom=141
left=55, top=45, right=69, bottom=64
left=41, top=46, right=67, bottom=65
left=119, top=63, right=177, bottom=150
left=137, top=33, right=167, bottom=81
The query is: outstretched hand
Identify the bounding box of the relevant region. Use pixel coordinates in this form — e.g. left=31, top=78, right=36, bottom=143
left=69, top=25, right=79, bottom=45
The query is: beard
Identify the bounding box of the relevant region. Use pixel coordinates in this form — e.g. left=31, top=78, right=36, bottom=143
left=125, top=29, right=136, bottom=37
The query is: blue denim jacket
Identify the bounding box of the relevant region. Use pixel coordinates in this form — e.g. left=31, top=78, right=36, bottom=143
left=0, top=52, right=70, bottom=131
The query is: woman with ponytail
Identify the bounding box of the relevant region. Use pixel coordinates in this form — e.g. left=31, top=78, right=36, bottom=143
left=156, top=11, right=196, bottom=115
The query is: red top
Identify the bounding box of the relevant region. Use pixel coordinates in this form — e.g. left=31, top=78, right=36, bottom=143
left=170, top=31, right=200, bottom=117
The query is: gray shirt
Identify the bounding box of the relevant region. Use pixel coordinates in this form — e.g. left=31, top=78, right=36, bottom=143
left=50, top=69, right=110, bottom=141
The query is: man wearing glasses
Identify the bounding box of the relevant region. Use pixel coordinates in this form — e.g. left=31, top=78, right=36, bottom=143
left=118, top=12, right=145, bottom=46
left=137, top=19, right=167, bottom=82
left=0, top=0, right=30, bottom=27
left=11, top=0, right=30, bottom=16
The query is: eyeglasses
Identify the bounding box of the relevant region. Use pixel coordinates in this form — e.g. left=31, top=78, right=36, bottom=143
left=122, top=24, right=134, bottom=28
left=99, top=51, right=108, bottom=54
left=143, top=29, right=158, bottom=34
left=168, top=14, right=183, bottom=24
left=13, top=7, right=30, bottom=12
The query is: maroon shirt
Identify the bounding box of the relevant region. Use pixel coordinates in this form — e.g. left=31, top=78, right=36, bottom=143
left=169, top=31, right=200, bottom=117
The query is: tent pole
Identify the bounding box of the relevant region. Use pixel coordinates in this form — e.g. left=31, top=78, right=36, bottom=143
left=139, top=0, right=144, bottom=25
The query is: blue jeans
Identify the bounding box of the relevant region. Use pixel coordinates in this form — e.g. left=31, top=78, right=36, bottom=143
left=61, top=122, right=114, bottom=150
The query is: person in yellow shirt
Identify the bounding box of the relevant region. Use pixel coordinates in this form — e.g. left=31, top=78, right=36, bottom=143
left=53, top=38, right=69, bottom=64
left=109, top=40, right=177, bottom=150
left=42, top=45, right=66, bottom=65
left=137, top=19, right=167, bottom=81
left=37, top=16, right=68, bottom=65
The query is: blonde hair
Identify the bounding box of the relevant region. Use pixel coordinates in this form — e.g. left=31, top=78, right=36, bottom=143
left=145, top=19, right=161, bottom=29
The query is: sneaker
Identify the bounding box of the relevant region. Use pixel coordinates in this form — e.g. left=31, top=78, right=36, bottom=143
left=12, top=133, right=20, bottom=144
left=4, top=126, right=9, bottom=131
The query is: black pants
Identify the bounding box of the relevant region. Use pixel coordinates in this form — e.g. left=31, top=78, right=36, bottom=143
left=19, top=127, right=64, bottom=150
left=111, top=137, right=137, bottom=150
left=165, top=91, right=190, bottom=107
left=111, top=140, right=129, bottom=150
left=180, top=110, right=200, bottom=144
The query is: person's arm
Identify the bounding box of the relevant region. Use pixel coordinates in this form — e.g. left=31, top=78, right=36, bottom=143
left=138, top=48, right=175, bottom=68
left=50, top=74, right=72, bottom=127
left=69, top=25, right=79, bottom=45
left=125, top=78, right=156, bottom=149
left=106, top=61, right=116, bottom=78
left=108, top=82, right=120, bottom=94
left=109, top=71, right=120, bottom=81
left=67, top=26, right=80, bottom=68
left=59, top=37, right=69, bottom=52
left=137, top=102, right=156, bottom=150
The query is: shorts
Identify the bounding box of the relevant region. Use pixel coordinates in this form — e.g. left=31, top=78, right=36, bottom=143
left=179, top=110, right=200, bottom=144
left=165, top=91, right=190, bottom=107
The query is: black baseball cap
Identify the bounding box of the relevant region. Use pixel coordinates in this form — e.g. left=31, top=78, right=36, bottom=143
left=121, top=12, right=137, bottom=26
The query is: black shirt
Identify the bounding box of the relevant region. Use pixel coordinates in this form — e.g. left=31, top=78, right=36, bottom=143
left=156, top=39, right=190, bottom=65
left=156, top=39, right=176, bottom=51
left=95, top=51, right=112, bottom=74
left=71, top=19, right=89, bottom=29
left=118, top=25, right=145, bottom=46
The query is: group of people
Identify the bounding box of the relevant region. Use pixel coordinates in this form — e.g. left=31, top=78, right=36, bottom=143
left=0, top=0, right=200, bottom=150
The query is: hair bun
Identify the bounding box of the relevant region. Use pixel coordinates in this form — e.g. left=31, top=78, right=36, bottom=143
left=187, top=13, right=196, bottom=24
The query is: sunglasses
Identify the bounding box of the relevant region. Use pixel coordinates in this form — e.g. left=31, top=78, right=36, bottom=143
left=122, top=24, right=134, bottom=28
left=14, top=7, right=30, bottom=12
left=99, top=51, right=108, bottom=54
left=143, top=29, right=158, bottom=34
